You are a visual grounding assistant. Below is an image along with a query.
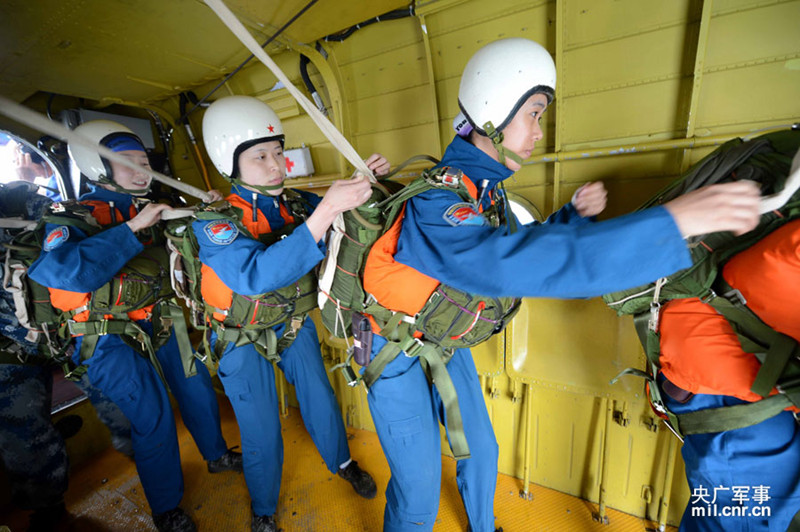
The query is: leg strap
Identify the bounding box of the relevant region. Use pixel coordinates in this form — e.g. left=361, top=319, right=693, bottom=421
left=363, top=335, right=471, bottom=460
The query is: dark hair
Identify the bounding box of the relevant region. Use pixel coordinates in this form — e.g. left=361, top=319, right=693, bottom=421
left=230, top=135, right=285, bottom=179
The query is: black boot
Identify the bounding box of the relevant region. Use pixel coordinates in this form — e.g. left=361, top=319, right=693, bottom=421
left=207, top=448, right=244, bottom=473
left=27, top=501, right=66, bottom=532
left=338, top=460, right=377, bottom=499
left=152, top=507, right=196, bottom=532
left=251, top=513, right=279, bottom=532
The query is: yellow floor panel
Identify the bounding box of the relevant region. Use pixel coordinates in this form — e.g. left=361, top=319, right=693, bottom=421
left=1, top=397, right=675, bottom=531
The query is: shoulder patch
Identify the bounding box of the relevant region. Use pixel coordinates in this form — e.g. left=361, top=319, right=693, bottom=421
left=203, top=220, right=239, bottom=245
left=43, top=226, right=69, bottom=251
left=443, top=203, right=486, bottom=227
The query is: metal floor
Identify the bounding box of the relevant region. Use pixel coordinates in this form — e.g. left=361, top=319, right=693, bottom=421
left=1, top=396, right=674, bottom=531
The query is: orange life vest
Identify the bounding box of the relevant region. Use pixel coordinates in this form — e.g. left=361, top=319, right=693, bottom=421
left=200, top=192, right=309, bottom=326
left=362, top=175, right=484, bottom=334
left=659, top=219, right=800, bottom=406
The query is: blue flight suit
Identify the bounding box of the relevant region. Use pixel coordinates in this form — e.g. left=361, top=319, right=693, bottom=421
left=193, top=186, right=350, bottom=517
left=368, top=135, right=692, bottom=531
left=663, top=390, right=800, bottom=531
left=28, top=187, right=229, bottom=515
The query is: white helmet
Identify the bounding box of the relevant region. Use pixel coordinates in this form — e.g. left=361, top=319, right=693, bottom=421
left=202, top=95, right=284, bottom=180
left=68, top=120, right=146, bottom=182
left=458, top=38, right=556, bottom=137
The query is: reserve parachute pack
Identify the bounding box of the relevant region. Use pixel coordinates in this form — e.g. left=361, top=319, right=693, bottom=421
left=318, top=157, right=521, bottom=459
left=603, top=127, right=800, bottom=438
left=164, top=191, right=317, bottom=364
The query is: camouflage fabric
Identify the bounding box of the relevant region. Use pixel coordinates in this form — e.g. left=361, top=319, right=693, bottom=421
left=0, top=181, right=51, bottom=355
left=0, top=362, right=67, bottom=510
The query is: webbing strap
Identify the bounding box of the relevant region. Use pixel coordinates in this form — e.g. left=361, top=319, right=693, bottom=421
left=363, top=336, right=471, bottom=460
left=203, top=0, right=374, bottom=179
left=0, top=349, right=50, bottom=366
left=677, top=392, right=794, bottom=435
left=752, top=335, right=797, bottom=398
left=417, top=343, right=470, bottom=460
left=211, top=316, right=304, bottom=363
left=69, top=319, right=167, bottom=385
left=160, top=301, right=198, bottom=378
left=705, top=293, right=800, bottom=398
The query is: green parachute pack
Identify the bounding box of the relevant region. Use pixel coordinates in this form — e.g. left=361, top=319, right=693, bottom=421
left=602, top=126, right=800, bottom=438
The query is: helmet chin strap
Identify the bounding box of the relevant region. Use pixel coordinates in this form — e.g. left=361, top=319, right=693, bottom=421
left=98, top=175, right=152, bottom=196
left=230, top=177, right=284, bottom=196
left=482, top=121, right=523, bottom=168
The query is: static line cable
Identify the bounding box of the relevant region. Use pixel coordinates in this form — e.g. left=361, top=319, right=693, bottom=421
left=0, top=94, right=213, bottom=202
left=203, top=0, right=374, bottom=178
left=179, top=0, right=319, bottom=123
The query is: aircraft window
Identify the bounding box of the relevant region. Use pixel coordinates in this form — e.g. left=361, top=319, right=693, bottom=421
left=0, top=130, right=67, bottom=201
left=506, top=192, right=544, bottom=225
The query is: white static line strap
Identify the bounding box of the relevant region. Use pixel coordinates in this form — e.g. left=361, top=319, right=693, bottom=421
left=203, top=0, right=375, bottom=181
left=0, top=95, right=213, bottom=203
left=759, top=166, right=800, bottom=214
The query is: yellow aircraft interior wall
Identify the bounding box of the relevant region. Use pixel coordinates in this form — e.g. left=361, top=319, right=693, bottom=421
left=173, top=0, right=800, bottom=526
left=4, top=0, right=798, bottom=527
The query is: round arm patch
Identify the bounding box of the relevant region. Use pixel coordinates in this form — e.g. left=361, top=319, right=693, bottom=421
left=43, top=226, right=70, bottom=251
left=203, top=220, right=239, bottom=245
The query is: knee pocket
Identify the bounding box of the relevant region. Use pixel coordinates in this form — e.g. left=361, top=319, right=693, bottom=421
left=388, top=416, right=423, bottom=446
left=221, top=379, right=253, bottom=403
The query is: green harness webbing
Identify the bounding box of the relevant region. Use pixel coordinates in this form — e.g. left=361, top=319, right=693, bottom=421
left=615, top=286, right=800, bottom=438
left=361, top=309, right=470, bottom=460
left=351, top=171, right=520, bottom=460
left=209, top=315, right=305, bottom=364
left=65, top=299, right=196, bottom=384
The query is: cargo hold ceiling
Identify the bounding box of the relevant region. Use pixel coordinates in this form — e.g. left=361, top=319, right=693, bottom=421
left=0, top=0, right=411, bottom=104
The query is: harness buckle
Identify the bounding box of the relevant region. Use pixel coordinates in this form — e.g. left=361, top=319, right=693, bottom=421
left=700, top=289, right=717, bottom=304
left=404, top=337, right=425, bottom=358
left=284, top=316, right=303, bottom=341
left=723, top=288, right=747, bottom=306
left=440, top=171, right=461, bottom=188
left=648, top=301, right=661, bottom=332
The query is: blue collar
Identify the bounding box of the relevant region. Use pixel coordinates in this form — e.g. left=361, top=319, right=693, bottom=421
left=439, top=135, right=514, bottom=191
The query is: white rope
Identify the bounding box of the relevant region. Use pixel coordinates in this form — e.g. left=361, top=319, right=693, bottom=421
left=759, top=165, right=800, bottom=214
left=203, top=0, right=375, bottom=180
left=0, top=95, right=213, bottom=202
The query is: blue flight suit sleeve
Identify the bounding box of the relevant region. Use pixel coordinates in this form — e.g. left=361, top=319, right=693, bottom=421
left=394, top=188, right=691, bottom=299
left=28, top=223, right=143, bottom=292
left=194, top=220, right=325, bottom=296
left=543, top=202, right=590, bottom=226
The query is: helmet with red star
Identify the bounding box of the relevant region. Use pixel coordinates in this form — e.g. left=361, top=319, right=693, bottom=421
left=202, top=95, right=285, bottom=180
